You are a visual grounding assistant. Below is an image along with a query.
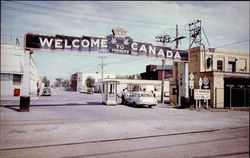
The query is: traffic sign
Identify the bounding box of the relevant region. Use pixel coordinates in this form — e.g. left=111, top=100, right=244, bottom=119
left=199, top=78, right=202, bottom=88
left=189, top=80, right=194, bottom=89
left=189, top=73, right=194, bottom=80
left=194, top=89, right=210, bottom=100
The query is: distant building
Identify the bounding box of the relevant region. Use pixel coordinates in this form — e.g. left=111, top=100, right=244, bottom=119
left=170, top=46, right=250, bottom=108
left=140, top=65, right=173, bottom=80
left=70, top=72, right=116, bottom=92
left=0, top=43, right=40, bottom=99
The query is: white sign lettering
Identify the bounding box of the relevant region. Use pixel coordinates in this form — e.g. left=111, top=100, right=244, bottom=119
left=39, top=37, right=53, bottom=47
left=55, top=39, right=63, bottom=49
left=72, top=39, right=80, bottom=48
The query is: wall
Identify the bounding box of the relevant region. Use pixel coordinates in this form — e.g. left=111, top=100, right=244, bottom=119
left=29, top=54, right=39, bottom=95
left=0, top=43, right=39, bottom=98
left=171, top=46, right=250, bottom=108
left=169, top=46, right=249, bottom=108
left=1, top=44, right=25, bottom=97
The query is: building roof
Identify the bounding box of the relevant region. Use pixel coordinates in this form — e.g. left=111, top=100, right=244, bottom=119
left=156, top=65, right=173, bottom=70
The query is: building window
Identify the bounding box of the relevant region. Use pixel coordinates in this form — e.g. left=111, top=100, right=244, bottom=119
left=207, top=58, right=212, bottom=69
left=217, top=60, right=223, bottom=71
left=13, top=74, right=22, bottom=85
left=109, top=84, right=114, bottom=94
left=228, top=61, right=236, bottom=72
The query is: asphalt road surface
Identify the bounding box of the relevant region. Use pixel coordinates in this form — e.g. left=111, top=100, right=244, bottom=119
left=0, top=89, right=249, bottom=158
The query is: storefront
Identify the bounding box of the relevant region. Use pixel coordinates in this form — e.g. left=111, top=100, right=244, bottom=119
left=170, top=46, right=250, bottom=108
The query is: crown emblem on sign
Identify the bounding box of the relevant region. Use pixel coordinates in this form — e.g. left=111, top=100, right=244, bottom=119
left=112, top=27, right=127, bottom=36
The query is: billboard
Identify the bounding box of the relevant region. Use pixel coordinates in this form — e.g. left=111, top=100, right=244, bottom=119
left=24, top=31, right=189, bottom=62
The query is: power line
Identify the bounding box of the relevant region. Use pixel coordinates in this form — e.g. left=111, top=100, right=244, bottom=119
left=215, top=39, right=249, bottom=48
left=2, top=6, right=172, bottom=31
left=3, top=1, right=174, bottom=29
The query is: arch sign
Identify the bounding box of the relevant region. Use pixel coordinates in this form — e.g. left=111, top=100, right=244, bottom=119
left=24, top=28, right=189, bottom=62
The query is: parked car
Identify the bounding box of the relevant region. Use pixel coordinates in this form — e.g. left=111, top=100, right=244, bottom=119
left=64, top=87, right=71, bottom=91
left=125, top=91, right=157, bottom=108
left=42, top=87, right=52, bottom=96
left=86, top=88, right=94, bottom=94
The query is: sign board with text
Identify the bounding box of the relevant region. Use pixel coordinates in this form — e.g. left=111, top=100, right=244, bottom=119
left=194, top=89, right=210, bottom=100
left=24, top=29, right=189, bottom=62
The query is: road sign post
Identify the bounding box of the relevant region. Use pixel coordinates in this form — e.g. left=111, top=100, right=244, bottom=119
left=194, top=89, right=210, bottom=110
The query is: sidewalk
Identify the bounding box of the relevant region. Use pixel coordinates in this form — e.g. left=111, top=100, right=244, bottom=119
left=0, top=95, right=39, bottom=106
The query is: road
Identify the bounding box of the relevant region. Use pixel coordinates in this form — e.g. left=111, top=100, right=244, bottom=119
left=0, top=89, right=249, bottom=158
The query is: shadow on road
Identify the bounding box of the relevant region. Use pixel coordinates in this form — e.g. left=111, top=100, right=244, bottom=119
left=2, top=105, right=20, bottom=112
left=120, top=103, right=153, bottom=109
left=3, top=102, right=103, bottom=112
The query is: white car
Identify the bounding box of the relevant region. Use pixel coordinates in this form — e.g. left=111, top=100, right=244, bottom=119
left=125, top=91, right=158, bottom=108
left=42, top=87, right=52, bottom=96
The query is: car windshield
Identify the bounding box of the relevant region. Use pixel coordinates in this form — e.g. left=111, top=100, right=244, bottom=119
left=43, top=88, right=50, bottom=92
left=140, top=93, right=154, bottom=97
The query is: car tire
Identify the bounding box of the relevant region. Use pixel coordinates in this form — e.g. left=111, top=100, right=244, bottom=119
left=133, top=102, right=136, bottom=107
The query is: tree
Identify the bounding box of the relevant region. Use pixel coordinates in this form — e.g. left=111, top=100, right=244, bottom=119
left=42, top=76, right=50, bottom=87
left=85, top=76, right=95, bottom=88
left=62, top=79, right=70, bottom=88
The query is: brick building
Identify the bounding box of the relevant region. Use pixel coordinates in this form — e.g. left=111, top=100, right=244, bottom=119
left=140, top=65, right=173, bottom=80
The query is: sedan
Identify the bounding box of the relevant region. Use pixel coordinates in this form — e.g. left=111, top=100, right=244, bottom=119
left=125, top=91, right=157, bottom=108
left=42, top=87, right=52, bottom=96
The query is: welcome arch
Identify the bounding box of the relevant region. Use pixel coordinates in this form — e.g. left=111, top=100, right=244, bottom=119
left=24, top=29, right=189, bottom=62
left=24, top=28, right=189, bottom=104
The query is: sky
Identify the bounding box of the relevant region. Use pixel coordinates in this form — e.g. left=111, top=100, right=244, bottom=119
left=1, top=1, right=249, bottom=83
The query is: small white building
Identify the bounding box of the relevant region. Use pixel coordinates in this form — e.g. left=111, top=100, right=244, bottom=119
left=0, top=43, right=40, bottom=99
left=70, top=72, right=115, bottom=92
left=96, top=78, right=170, bottom=100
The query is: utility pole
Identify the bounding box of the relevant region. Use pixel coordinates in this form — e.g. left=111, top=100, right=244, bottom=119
left=10, top=16, right=13, bottom=44
left=98, top=56, right=107, bottom=83
left=161, top=59, right=166, bottom=103
left=170, top=24, right=187, bottom=106
left=172, top=24, right=186, bottom=49
left=176, top=25, right=179, bottom=49
left=155, top=34, right=171, bottom=104
left=155, top=34, right=171, bottom=46
left=98, top=56, right=107, bottom=103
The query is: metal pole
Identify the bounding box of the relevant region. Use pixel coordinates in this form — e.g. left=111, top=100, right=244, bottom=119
left=176, top=24, right=178, bottom=49
left=101, top=59, right=104, bottom=81
left=98, top=56, right=107, bottom=104
left=161, top=59, right=165, bottom=103
left=215, top=87, right=217, bottom=108
left=10, top=16, right=13, bottom=43
left=244, top=88, right=246, bottom=107
left=229, top=85, right=232, bottom=109
left=98, top=56, right=107, bottom=84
